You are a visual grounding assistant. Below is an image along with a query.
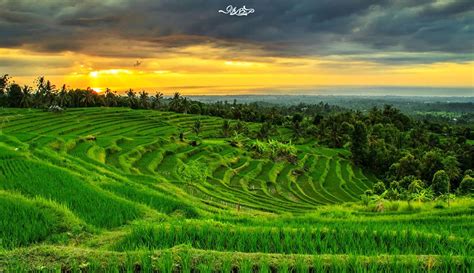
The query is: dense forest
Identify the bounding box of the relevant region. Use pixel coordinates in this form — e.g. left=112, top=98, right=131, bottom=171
left=1, top=75, right=473, bottom=201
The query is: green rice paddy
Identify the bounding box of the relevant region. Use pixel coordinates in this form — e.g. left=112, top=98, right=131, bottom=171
left=0, top=108, right=472, bottom=272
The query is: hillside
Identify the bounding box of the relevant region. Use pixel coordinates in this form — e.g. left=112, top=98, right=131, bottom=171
left=0, top=108, right=472, bottom=272
left=0, top=108, right=375, bottom=213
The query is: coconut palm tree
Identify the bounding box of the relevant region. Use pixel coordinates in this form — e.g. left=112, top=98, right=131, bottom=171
left=104, top=88, right=116, bottom=107
left=193, top=120, right=201, bottom=136
left=126, top=89, right=137, bottom=108
left=169, top=92, right=182, bottom=112
left=57, top=84, right=69, bottom=107
left=44, top=80, right=56, bottom=106
left=222, top=120, right=231, bottom=137
left=81, top=89, right=95, bottom=107
left=139, top=91, right=149, bottom=109
left=19, top=85, right=33, bottom=108
left=34, top=76, right=45, bottom=107
left=182, top=97, right=190, bottom=114
left=257, top=122, right=272, bottom=139
left=151, top=92, right=163, bottom=109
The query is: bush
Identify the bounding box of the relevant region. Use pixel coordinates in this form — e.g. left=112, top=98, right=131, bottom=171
left=458, top=175, right=474, bottom=195
left=432, top=170, right=450, bottom=196
left=385, top=188, right=401, bottom=200
left=228, top=133, right=244, bottom=148
left=248, top=140, right=268, bottom=155
left=178, top=161, right=209, bottom=184
left=268, top=139, right=297, bottom=160
left=247, top=139, right=296, bottom=162
left=408, top=179, right=424, bottom=194
left=47, top=105, right=64, bottom=113
left=384, top=201, right=400, bottom=211
left=373, top=181, right=386, bottom=195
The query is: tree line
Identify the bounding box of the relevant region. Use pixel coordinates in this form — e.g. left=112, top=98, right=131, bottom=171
left=1, top=75, right=473, bottom=199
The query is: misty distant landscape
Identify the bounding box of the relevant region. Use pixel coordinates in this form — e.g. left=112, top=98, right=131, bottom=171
left=189, top=94, right=474, bottom=110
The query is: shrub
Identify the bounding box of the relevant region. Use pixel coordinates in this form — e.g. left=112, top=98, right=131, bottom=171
left=47, top=105, right=64, bottom=113
left=178, top=161, right=209, bottom=184
left=268, top=139, right=297, bottom=160
left=432, top=170, right=450, bottom=196
left=458, top=175, right=474, bottom=195
left=373, top=181, right=386, bottom=195
left=248, top=139, right=297, bottom=162
left=228, top=132, right=245, bottom=148
left=248, top=140, right=268, bottom=155
left=385, top=188, right=401, bottom=200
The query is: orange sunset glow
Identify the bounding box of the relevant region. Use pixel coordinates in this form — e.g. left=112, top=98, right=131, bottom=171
left=3, top=47, right=473, bottom=95
left=1, top=1, right=473, bottom=95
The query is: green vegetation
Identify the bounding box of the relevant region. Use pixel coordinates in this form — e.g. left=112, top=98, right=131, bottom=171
left=0, top=191, right=82, bottom=249
left=0, top=76, right=472, bottom=272
left=0, top=107, right=471, bottom=272
left=0, top=108, right=371, bottom=214
left=115, top=219, right=472, bottom=255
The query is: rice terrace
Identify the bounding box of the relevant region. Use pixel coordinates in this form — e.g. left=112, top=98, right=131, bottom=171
left=1, top=0, right=474, bottom=272
left=0, top=87, right=473, bottom=272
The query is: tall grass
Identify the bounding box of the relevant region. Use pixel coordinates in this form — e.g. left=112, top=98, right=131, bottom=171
left=101, top=181, right=199, bottom=218
left=4, top=250, right=471, bottom=273
left=0, top=191, right=79, bottom=249
left=114, top=221, right=472, bottom=255
left=0, top=155, right=143, bottom=228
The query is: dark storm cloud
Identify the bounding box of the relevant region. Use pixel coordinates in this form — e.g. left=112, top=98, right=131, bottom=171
left=0, top=0, right=472, bottom=64
left=60, top=15, right=122, bottom=27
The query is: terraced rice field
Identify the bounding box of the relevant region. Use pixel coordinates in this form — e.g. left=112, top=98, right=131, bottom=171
left=0, top=108, right=374, bottom=213
left=0, top=108, right=472, bottom=272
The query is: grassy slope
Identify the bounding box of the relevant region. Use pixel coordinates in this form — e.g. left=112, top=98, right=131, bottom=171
left=0, top=108, right=472, bottom=272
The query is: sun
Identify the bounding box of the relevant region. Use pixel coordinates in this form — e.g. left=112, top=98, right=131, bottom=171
left=91, top=87, right=103, bottom=93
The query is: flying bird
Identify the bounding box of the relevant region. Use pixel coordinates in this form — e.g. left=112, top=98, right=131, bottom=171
left=133, top=60, right=142, bottom=67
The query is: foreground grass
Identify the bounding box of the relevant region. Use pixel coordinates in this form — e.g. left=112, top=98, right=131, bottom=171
left=114, top=220, right=472, bottom=255
left=0, top=199, right=471, bottom=272
left=0, top=191, right=83, bottom=249
left=1, top=245, right=472, bottom=273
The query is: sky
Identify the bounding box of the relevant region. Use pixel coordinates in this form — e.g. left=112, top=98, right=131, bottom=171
left=0, top=0, right=473, bottom=95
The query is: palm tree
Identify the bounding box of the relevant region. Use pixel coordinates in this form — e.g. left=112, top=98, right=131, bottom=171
left=258, top=122, right=272, bottom=139
left=222, top=120, right=231, bottom=137
left=324, top=114, right=348, bottom=148
left=126, top=89, right=137, bottom=108
left=234, top=120, right=248, bottom=134
left=34, top=76, right=45, bottom=106
left=67, top=89, right=80, bottom=107
left=169, top=92, right=182, bottom=112
left=292, top=119, right=303, bottom=139
left=139, top=91, right=149, bottom=109
left=33, top=77, right=56, bottom=106
left=81, top=89, right=95, bottom=107
left=182, top=97, right=190, bottom=114
left=57, top=84, right=69, bottom=107
left=104, top=88, right=116, bottom=107
left=193, top=120, right=201, bottom=136
left=44, top=80, right=56, bottom=106
left=20, top=85, right=33, bottom=108
left=151, top=92, right=163, bottom=109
